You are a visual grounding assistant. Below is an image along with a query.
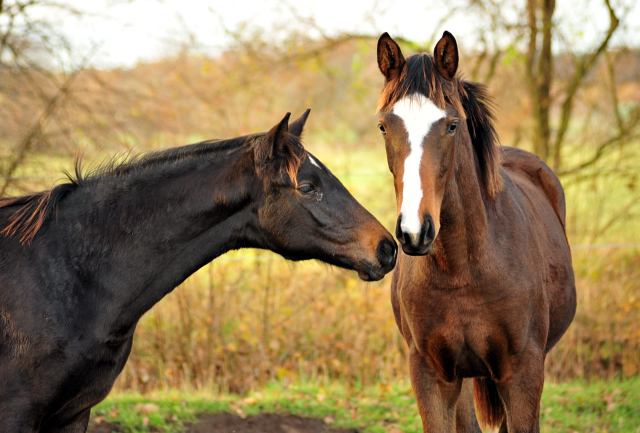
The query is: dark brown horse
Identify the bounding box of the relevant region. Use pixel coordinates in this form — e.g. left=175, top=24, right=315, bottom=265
left=376, top=31, right=576, bottom=432
left=0, top=111, right=396, bottom=432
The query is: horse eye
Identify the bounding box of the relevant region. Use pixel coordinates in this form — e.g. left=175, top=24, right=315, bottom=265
left=298, top=184, right=316, bottom=195
left=447, top=120, right=458, bottom=134
left=378, top=123, right=387, bottom=135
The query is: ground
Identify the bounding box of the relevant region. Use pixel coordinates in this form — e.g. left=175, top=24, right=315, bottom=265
left=89, top=413, right=360, bottom=433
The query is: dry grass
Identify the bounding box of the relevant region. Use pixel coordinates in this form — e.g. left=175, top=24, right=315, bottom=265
left=547, top=249, right=640, bottom=381
left=114, top=255, right=406, bottom=394
left=109, top=246, right=640, bottom=394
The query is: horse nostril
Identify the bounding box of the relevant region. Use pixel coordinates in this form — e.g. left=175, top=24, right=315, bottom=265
left=377, top=238, right=397, bottom=269
left=423, top=214, right=436, bottom=245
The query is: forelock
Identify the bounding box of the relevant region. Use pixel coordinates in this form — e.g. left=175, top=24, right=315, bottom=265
left=377, top=53, right=465, bottom=118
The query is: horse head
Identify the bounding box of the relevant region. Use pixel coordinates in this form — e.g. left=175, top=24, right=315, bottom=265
left=253, top=110, right=397, bottom=280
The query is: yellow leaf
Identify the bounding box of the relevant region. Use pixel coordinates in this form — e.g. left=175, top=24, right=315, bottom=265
left=276, top=368, right=291, bottom=379
left=135, top=403, right=159, bottom=414
left=243, top=397, right=257, bottom=405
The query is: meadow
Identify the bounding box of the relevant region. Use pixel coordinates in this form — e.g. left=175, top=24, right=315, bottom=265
left=91, top=378, right=640, bottom=432
left=6, top=138, right=640, bottom=431
left=2, top=36, right=640, bottom=431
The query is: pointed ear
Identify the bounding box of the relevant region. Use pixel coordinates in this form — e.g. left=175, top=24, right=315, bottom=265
left=255, top=112, right=291, bottom=166
left=377, top=32, right=406, bottom=81
left=289, top=108, right=311, bottom=139
left=433, top=31, right=458, bottom=80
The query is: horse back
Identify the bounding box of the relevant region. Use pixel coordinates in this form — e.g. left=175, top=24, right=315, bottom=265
left=499, top=146, right=566, bottom=230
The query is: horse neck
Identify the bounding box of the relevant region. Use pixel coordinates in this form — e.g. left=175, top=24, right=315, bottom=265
left=64, top=153, right=260, bottom=325
left=430, top=137, right=489, bottom=281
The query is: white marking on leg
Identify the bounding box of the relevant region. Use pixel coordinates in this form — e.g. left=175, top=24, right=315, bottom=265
left=392, top=94, right=445, bottom=234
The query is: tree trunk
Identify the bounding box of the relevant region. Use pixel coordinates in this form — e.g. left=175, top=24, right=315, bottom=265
left=526, top=0, right=555, bottom=162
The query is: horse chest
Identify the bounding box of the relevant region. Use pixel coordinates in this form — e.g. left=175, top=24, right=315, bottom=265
left=395, top=279, right=538, bottom=380
left=39, top=337, right=133, bottom=423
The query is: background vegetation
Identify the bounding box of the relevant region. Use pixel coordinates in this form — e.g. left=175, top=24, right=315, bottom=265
left=1, top=0, right=640, bottom=419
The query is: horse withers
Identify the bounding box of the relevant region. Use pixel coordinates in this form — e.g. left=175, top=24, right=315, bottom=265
left=376, top=32, right=576, bottom=432
left=0, top=110, right=397, bottom=432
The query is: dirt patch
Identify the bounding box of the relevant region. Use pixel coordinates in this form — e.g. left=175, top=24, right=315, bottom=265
left=88, top=413, right=360, bottom=433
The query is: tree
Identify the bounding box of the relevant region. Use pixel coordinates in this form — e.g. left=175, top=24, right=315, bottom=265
left=467, top=0, right=640, bottom=170
left=0, top=0, right=140, bottom=196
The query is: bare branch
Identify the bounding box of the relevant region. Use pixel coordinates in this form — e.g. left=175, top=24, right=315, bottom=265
left=0, top=49, right=93, bottom=195
left=556, top=118, right=640, bottom=176
left=589, top=193, right=640, bottom=243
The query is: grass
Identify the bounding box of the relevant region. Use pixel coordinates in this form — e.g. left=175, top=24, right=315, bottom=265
left=92, top=378, right=640, bottom=432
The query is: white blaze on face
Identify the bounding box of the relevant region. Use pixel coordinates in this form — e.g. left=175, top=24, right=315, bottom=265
left=308, top=155, right=321, bottom=169
left=392, top=94, right=446, bottom=234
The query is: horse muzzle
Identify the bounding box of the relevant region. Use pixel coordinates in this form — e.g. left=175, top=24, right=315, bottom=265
left=396, top=213, right=436, bottom=256
left=356, top=237, right=397, bottom=281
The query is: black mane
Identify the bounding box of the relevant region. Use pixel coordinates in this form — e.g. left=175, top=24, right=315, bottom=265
left=459, top=81, right=502, bottom=196
left=74, top=133, right=262, bottom=186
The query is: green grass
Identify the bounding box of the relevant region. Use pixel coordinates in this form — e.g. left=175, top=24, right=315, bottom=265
left=541, top=379, right=640, bottom=433
left=92, top=378, right=640, bottom=432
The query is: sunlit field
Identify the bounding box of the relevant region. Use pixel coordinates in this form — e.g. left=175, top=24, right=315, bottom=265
left=5, top=139, right=640, bottom=397
left=2, top=27, right=640, bottom=430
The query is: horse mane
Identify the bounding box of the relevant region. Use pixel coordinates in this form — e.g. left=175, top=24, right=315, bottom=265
left=0, top=184, right=77, bottom=244
left=0, top=132, right=305, bottom=244
left=75, top=134, right=262, bottom=186
left=378, top=53, right=502, bottom=197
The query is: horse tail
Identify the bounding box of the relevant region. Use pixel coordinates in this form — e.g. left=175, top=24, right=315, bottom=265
left=473, top=377, right=504, bottom=428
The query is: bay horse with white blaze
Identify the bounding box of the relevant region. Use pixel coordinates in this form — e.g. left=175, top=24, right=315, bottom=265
left=376, top=32, right=576, bottom=432
left=0, top=110, right=397, bottom=432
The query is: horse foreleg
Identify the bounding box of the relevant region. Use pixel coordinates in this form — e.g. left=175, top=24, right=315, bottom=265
left=455, top=379, right=482, bottom=433
left=409, top=345, right=461, bottom=432
left=495, top=348, right=544, bottom=433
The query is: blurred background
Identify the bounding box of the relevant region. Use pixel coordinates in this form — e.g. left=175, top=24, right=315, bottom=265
left=1, top=0, right=640, bottom=394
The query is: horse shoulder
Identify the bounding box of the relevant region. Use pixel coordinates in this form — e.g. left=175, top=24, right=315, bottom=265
left=499, top=146, right=566, bottom=229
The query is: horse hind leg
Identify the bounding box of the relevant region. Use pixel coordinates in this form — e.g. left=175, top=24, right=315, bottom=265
left=455, top=379, right=482, bottom=433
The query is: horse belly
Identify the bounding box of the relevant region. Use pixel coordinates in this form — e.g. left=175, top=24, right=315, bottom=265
left=544, top=259, right=576, bottom=352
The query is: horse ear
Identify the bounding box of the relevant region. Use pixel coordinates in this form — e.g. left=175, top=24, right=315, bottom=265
left=289, top=108, right=311, bottom=139
left=255, top=112, right=291, bottom=166
left=377, top=32, right=406, bottom=81
left=433, top=31, right=458, bottom=80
